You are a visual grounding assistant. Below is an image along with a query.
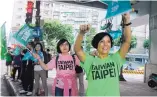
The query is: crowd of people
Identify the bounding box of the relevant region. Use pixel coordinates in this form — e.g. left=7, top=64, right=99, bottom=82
left=5, top=42, right=52, bottom=96
left=5, top=40, right=85, bottom=96
left=5, top=13, right=131, bottom=96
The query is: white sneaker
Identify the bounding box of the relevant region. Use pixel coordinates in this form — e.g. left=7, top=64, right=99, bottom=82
left=17, top=79, right=21, bottom=83
left=19, top=90, right=27, bottom=94
left=26, top=92, right=32, bottom=96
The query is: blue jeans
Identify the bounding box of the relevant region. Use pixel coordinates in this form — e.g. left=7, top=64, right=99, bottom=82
left=55, top=87, right=71, bottom=96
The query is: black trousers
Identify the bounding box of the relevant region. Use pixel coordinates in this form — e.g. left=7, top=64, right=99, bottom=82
left=12, top=67, right=21, bottom=80
left=22, top=66, right=34, bottom=92
left=21, top=61, right=27, bottom=85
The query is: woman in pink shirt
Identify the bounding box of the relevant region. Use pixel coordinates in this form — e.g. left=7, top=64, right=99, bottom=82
left=32, top=39, right=79, bottom=96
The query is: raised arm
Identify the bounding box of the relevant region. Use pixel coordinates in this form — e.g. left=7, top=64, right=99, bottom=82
left=119, top=13, right=131, bottom=58
left=32, top=53, right=49, bottom=70
left=38, top=59, right=49, bottom=70
left=74, top=24, right=90, bottom=62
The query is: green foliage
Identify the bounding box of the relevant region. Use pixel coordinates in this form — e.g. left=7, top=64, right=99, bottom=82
left=143, top=39, right=149, bottom=49
left=43, top=20, right=74, bottom=51
left=83, top=27, right=97, bottom=52
left=129, top=35, right=137, bottom=51
left=113, top=35, right=137, bottom=51
left=113, top=36, right=121, bottom=46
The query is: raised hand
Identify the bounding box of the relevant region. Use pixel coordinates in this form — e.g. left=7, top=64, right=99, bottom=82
left=32, top=53, right=40, bottom=60
left=122, top=13, right=130, bottom=24
left=79, top=24, right=91, bottom=34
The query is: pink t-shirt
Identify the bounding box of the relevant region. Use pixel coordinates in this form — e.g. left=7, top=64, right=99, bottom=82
left=47, top=54, right=80, bottom=89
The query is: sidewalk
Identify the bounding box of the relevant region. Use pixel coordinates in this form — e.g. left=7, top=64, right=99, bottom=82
left=1, top=60, right=157, bottom=96
left=3, top=75, right=54, bottom=96
left=3, top=73, right=157, bottom=96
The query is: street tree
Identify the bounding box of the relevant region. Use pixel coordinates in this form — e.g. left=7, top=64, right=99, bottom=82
left=82, top=27, right=97, bottom=52
left=43, top=20, right=74, bottom=53
left=143, top=39, right=150, bottom=54
left=114, top=35, right=137, bottom=51
left=143, top=39, right=149, bottom=49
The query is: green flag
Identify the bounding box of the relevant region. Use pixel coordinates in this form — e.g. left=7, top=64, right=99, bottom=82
left=0, top=22, right=7, bottom=60
left=13, top=24, right=33, bottom=47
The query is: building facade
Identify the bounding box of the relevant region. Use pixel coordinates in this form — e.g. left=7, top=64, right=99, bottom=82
left=10, top=0, right=105, bottom=45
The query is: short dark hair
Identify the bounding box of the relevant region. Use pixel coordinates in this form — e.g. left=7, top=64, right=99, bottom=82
left=23, top=49, right=28, bottom=54
left=28, top=42, right=34, bottom=48
left=92, top=32, right=113, bottom=49
left=34, top=42, right=44, bottom=52
left=57, top=39, right=71, bottom=53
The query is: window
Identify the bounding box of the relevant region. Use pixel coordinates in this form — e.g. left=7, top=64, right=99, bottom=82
left=18, top=8, right=22, bottom=11
left=51, top=4, right=53, bottom=7
left=17, top=0, right=22, bottom=4
left=16, top=15, right=22, bottom=19
left=53, top=16, right=59, bottom=19
left=126, top=58, right=130, bottom=61
left=16, top=23, right=20, bottom=27
left=135, top=58, right=142, bottom=62
left=44, top=3, right=50, bottom=7
left=61, top=4, right=65, bottom=7
left=44, top=10, right=49, bottom=15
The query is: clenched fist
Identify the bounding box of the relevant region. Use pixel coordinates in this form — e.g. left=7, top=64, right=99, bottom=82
left=79, top=24, right=91, bottom=34
left=122, top=13, right=130, bottom=24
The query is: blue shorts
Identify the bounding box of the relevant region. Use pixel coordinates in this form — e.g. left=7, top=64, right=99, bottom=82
left=55, top=87, right=71, bottom=96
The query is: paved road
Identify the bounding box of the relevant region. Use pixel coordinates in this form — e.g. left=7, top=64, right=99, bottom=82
left=0, top=77, right=10, bottom=96
left=47, top=73, right=157, bottom=96
left=1, top=60, right=157, bottom=96
left=0, top=60, right=10, bottom=96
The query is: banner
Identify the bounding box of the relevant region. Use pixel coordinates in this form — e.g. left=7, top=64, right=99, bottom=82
left=22, top=51, right=39, bottom=62
left=109, top=29, right=122, bottom=39
left=13, top=24, right=33, bottom=47
left=33, top=27, right=42, bottom=41
left=13, top=46, right=21, bottom=55
left=102, top=0, right=132, bottom=19
left=22, top=51, right=32, bottom=61
left=0, top=22, right=7, bottom=60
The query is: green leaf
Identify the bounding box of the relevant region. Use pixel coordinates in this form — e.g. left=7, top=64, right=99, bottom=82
left=143, top=39, right=149, bottom=49
left=43, top=20, right=74, bottom=50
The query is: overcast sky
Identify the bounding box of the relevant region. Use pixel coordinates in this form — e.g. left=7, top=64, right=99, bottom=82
left=0, top=0, right=14, bottom=35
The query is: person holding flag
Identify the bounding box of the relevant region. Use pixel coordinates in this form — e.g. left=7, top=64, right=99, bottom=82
left=74, top=13, right=131, bottom=96
left=20, top=42, right=35, bottom=96
left=32, top=39, right=80, bottom=96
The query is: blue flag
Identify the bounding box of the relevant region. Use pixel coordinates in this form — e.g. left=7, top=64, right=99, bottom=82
left=22, top=51, right=32, bottom=60
left=22, top=51, right=37, bottom=62
left=103, top=0, right=132, bottom=19
left=13, top=24, right=33, bottom=47
left=22, top=50, right=43, bottom=62
left=109, top=29, right=122, bottom=39
left=13, top=46, right=21, bottom=55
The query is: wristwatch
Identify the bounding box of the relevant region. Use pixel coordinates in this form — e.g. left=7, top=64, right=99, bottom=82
left=124, top=22, right=132, bottom=26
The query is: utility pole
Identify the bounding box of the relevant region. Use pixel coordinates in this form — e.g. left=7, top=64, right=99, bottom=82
left=35, top=1, right=40, bottom=27
left=34, top=0, right=41, bottom=43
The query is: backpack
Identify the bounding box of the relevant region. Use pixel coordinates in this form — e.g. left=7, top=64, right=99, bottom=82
left=55, top=54, right=83, bottom=74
